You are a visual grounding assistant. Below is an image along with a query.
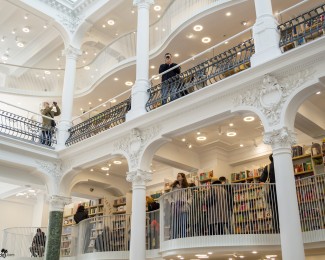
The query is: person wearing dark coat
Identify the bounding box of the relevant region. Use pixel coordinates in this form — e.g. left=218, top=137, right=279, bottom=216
left=74, top=205, right=89, bottom=224
left=159, top=53, right=181, bottom=104
left=259, top=154, right=280, bottom=233
left=30, top=228, right=46, bottom=257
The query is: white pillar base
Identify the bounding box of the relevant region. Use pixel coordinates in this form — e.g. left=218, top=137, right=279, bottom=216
left=56, top=120, right=72, bottom=150
left=251, top=45, right=282, bottom=67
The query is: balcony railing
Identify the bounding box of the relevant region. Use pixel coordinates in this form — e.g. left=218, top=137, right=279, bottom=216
left=0, top=109, right=57, bottom=148
left=146, top=39, right=254, bottom=111
left=146, top=210, right=160, bottom=250
left=2, top=227, right=48, bottom=258
left=65, top=98, right=131, bottom=146
left=278, top=3, right=325, bottom=52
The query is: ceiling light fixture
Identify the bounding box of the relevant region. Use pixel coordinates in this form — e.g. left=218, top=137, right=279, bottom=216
left=107, top=20, right=115, bottom=25
left=225, top=41, right=228, bottom=44
left=154, top=5, right=161, bottom=11
left=24, top=14, right=29, bottom=20
left=157, top=14, right=161, bottom=18
left=1, top=54, right=9, bottom=61
left=125, top=81, right=133, bottom=86
left=110, top=99, right=116, bottom=103
left=84, top=66, right=90, bottom=70
left=174, top=53, right=179, bottom=57
left=98, top=98, right=102, bottom=102
left=1, top=36, right=5, bottom=42
left=252, top=251, right=257, bottom=254
left=106, top=173, right=109, bottom=176
left=193, top=25, right=203, bottom=31
left=150, top=65, right=155, bottom=69
left=240, top=144, right=244, bottom=147
left=12, top=29, right=16, bottom=34
left=229, top=123, right=234, bottom=127
left=186, top=33, right=194, bottom=39
left=43, top=24, right=48, bottom=29
left=202, top=37, right=211, bottom=43
left=226, top=12, right=232, bottom=16
left=22, top=26, right=30, bottom=33
left=114, top=160, right=122, bottom=165
left=243, top=116, right=255, bottom=122
left=16, top=41, right=24, bottom=48
left=101, top=167, right=109, bottom=171
left=188, top=144, right=192, bottom=149
left=181, top=138, right=186, bottom=142
left=90, top=168, right=93, bottom=172
left=316, top=91, right=321, bottom=94
left=114, top=77, right=119, bottom=81
left=227, top=130, right=237, bottom=137
left=241, top=21, right=248, bottom=26
left=197, top=135, right=207, bottom=141
left=102, top=24, right=106, bottom=28
left=44, top=70, right=51, bottom=75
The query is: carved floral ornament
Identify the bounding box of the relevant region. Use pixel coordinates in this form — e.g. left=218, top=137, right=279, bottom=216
left=35, top=159, right=71, bottom=181
left=62, top=46, right=82, bottom=60
left=133, top=0, right=154, bottom=6
left=126, top=169, right=152, bottom=185
left=113, top=126, right=161, bottom=170
left=49, top=195, right=71, bottom=211
left=233, top=70, right=314, bottom=126
left=263, top=127, right=297, bottom=149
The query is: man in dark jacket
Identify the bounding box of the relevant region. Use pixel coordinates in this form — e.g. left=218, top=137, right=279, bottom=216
left=259, top=154, right=279, bottom=233
left=74, top=205, right=89, bottom=224
left=159, top=53, right=181, bottom=104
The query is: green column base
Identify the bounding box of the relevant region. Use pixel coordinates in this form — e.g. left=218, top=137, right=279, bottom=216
left=45, top=211, right=63, bottom=260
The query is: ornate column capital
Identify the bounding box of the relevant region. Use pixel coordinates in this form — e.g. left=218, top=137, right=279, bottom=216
left=49, top=195, right=71, bottom=211
left=62, top=45, right=82, bottom=60
left=127, top=169, right=152, bottom=186
left=263, top=127, right=297, bottom=149
left=133, top=0, right=154, bottom=7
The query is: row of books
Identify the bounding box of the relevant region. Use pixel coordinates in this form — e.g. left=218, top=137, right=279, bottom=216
left=114, top=197, right=126, bottom=205
left=231, top=168, right=263, bottom=181
left=234, top=199, right=266, bottom=212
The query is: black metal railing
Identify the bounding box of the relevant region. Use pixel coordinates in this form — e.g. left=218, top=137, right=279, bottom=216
left=278, top=3, right=325, bottom=52
left=65, top=98, right=131, bottom=146
left=0, top=109, right=57, bottom=148
left=145, top=39, right=255, bottom=111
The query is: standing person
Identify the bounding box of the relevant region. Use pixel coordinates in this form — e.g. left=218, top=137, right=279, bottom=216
left=40, top=101, right=61, bottom=146
left=259, top=154, right=280, bottom=233
left=219, top=176, right=234, bottom=233
left=208, top=180, right=229, bottom=235
left=158, top=53, right=181, bottom=105
left=74, top=205, right=90, bottom=253
left=30, top=228, right=46, bottom=257
left=171, top=172, right=190, bottom=239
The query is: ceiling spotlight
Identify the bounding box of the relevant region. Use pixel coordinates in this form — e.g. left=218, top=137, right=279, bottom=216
left=229, top=123, right=234, bottom=127
left=155, top=27, right=159, bottom=31
left=197, top=132, right=201, bottom=135
left=252, top=251, right=257, bottom=254
left=106, top=173, right=109, bottom=176
left=24, top=14, right=29, bottom=20
left=197, top=135, right=207, bottom=141
left=90, top=169, right=93, bottom=172
left=110, top=99, right=116, bottom=103
left=202, top=37, right=211, bottom=43
left=102, top=24, right=106, bottom=28
left=188, top=144, right=192, bottom=149
left=186, top=33, right=194, bottom=39
left=174, top=53, right=179, bottom=57
left=157, top=14, right=161, bottom=18
left=114, top=160, right=122, bottom=165
left=114, top=77, right=119, bottom=81
left=181, top=138, right=186, bottom=142
left=225, top=41, right=228, bottom=44
left=12, top=29, right=16, bottom=34
left=56, top=57, right=60, bottom=61
left=1, top=54, right=9, bottom=61
left=43, top=24, right=48, bottom=29
left=44, top=70, right=51, bottom=75
left=240, top=144, right=244, bottom=147
left=154, top=5, right=161, bottom=11
left=131, top=10, right=135, bottom=14
left=150, top=65, right=155, bottom=69
left=239, top=256, right=245, bottom=259
left=226, top=12, right=232, bottom=16
left=84, top=66, right=90, bottom=70
left=101, top=167, right=109, bottom=171
left=241, top=21, right=248, bottom=26
left=193, top=25, right=203, bottom=31
left=207, top=252, right=212, bottom=255
left=243, top=116, right=255, bottom=122
left=316, top=91, right=321, bottom=94
left=125, top=81, right=133, bottom=86
left=107, top=19, right=115, bottom=25
left=22, top=26, right=30, bottom=33
left=227, top=131, right=237, bottom=137
left=1, top=36, right=5, bottom=42
left=16, top=41, right=25, bottom=48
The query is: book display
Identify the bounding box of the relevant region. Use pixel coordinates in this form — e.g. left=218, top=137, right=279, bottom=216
left=231, top=168, right=264, bottom=183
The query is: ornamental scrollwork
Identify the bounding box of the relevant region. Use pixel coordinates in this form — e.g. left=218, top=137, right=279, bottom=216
left=113, top=125, right=161, bottom=170
left=126, top=170, right=152, bottom=186
left=233, top=70, right=314, bottom=126
left=35, top=159, right=71, bottom=181
left=49, top=195, right=71, bottom=211
left=263, top=127, right=297, bottom=149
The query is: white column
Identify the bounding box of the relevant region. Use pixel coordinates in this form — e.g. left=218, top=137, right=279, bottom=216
left=32, top=193, right=46, bottom=227
left=251, top=0, right=282, bottom=66
left=126, top=0, right=154, bottom=120
left=56, top=46, right=82, bottom=150
left=127, top=170, right=152, bottom=260
left=264, top=127, right=305, bottom=260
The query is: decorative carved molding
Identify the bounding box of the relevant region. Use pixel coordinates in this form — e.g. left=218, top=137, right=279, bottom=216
left=35, top=159, right=71, bottom=181
left=113, top=125, right=161, bottom=170
left=233, top=70, right=314, bottom=126
left=49, top=195, right=71, bottom=211
left=133, top=0, right=154, bottom=6
left=62, top=45, right=82, bottom=60
left=58, top=13, right=82, bottom=34
left=126, top=169, right=152, bottom=186
left=263, top=127, right=297, bottom=149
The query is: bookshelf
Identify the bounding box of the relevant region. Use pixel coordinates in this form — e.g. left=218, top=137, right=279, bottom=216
left=231, top=168, right=264, bottom=183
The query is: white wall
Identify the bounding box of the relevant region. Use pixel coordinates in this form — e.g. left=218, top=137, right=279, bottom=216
left=0, top=199, right=34, bottom=247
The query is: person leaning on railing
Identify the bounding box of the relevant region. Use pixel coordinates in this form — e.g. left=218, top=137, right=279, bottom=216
left=40, top=101, right=61, bottom=146
left=29, top=228, right=46, bottom=257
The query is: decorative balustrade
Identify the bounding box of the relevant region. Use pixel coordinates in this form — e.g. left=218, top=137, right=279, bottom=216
left=65, top=98, right=131, bottom=146
left=278, top=3, right=325, bottom=52
left=146, top=209, right=160, bottom=250
left=2, top=227, right=48, bottom=258
left=0, top=109, right=57, bottom=148
left=146, top=39, right=254, bottom=111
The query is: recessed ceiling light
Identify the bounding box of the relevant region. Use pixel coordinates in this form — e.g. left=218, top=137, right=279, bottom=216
left=227, top=131, right=237, bottom=137
left=108, top=164, right=111, bottom=167
left=153, top=75, right=160, bottom=80
left=226, top=12, right=232, bottom=16
left=188, top=144, right=192, bottom=149
left=101, top=167, right=109, bottom=171
left=150, top=65, right=155, bottom=69
left=125, top=81, right=133, bottom=86
left=114, top=77, right=119, bottom=81
left=107, top=19, right=115, bottom=25
left=154, top=5, right=161, bottom=11
left=24, top=14, right=29, bottom=20
left=237, top=52, right=241, bottom=55
left=57, top=74, right=60, bottom=77
left=207, top=252, right=212, bottom=255
left=1, top=54, right=9, bottom=61
left=240, top=144, right=244, bottom=147
left=84, top=66, right=90, bottom=70
left=162, top=28, right=166, bottom=32
left=197, top=132, right=201, bottom=135
left=82, top=60, right=86, bottom=64
left=98, top=98, right=102, bottom=102
left=157, top=14, right=161, bottom=18
left=181, top=138, right=186, bottom=142
left=88, top=102, right=92, bottom=105
left=106, top=173, right=109, bottom=176
left=90, top=169, right=94, bottom=172
left=131, top=10, right=135, bottom=14
left=103, top=104, right=106, bottom=107
left=186, top=33, right=194, bottom=39
left=56, top=57, right=60, bottom=61
left=1, top=37, right=5, bottom=42
left=174, top=53, right=179, bottom=57
left=241, top=21, right=248, bottom=26
left=202, top=37, right=211, bottom=43
left=252, top=251, right=257, bottom=254
left=155, top=27, right=159, bottom=31
left=229, top=123, right=234, bottom=127
left=22, top=26, right=30, bottom=33
left=239, top=256, right=244, bottom=259
left=110, top=99, right=116, bottom=103
left=316, top=91, right=321, bottom=94
left=12, top=29, right=16, bottom=34
left=193, top=25, right=203, bottom=31
left=197, top=136, right=207, bottom=141
left=44, top=70, right=51, bottom=75
left=43, top=24, right=48, bottom=29
left=17, top=41, right=24, bottom=47
left=102, top=24, right=106, bottom=28
left=243, top=116, right=255, bottom=122
left=225, top=41, right=229, bottom=44
left=114, top=160, right=122, bottom=165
